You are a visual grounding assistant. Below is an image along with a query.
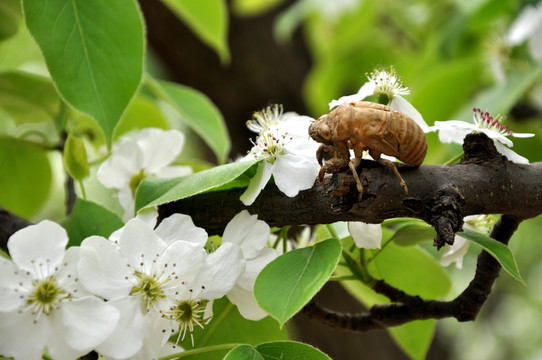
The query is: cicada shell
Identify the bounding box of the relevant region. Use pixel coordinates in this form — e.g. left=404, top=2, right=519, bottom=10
left=309, top=101, right=428, bottom=195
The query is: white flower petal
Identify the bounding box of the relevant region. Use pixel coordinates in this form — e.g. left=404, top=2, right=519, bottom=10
left=330, top=82, right=377, bottom=109
left=160, top=241, right=206, bottom=289
left=97, top=141, right=143, bottom=189
left=136, top=128, right=185, bottom=174
left=222, top=210, right=270, bottom=259
left=156, top=214, right=208, bottom=247
left=506, top=3, right=542, bottom=45
left=272, top=154, right=318, bottom=197
left=494, top=140, right=530, bottom=163
left=432, top=120, right=473, bottom=144
left=0, top=309, right=47, bottom=360
left=479, top=129, right=514, bottom=147
left=511, top=131, right=536, bottom=138
left=441, top=235, right=470, bottom=269
left=0, top=257, right=30, bottom=312
left=95, top=297, right=146, bottom=359
left=390, top=95, right=431, bottom=133
left=227, top=284, right=268, bottom=321
left=236, top=247, right=279, bottom=291
left=118, top=186, right=136, bottom=222
left=8, top=220, right=68, bottom=279
left=60, top=297, right=120, bottom=352
left=56, top=247, right=91, bottom=297
left=78, top=236, right=133, bottom=300
left=196, top=243, right=245, bottom=300
left=348, top=222, right=382, bottom=249
left=154, top=165, right=192, bottom=178
left=528, top=24, right=542, bottom=59
left=118, top=219, right=168, bottom=272
left=240, top=161, right=273, bottom=206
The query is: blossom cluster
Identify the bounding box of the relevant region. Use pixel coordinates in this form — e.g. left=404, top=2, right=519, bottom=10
left=0, top=210, right=277, bottom=360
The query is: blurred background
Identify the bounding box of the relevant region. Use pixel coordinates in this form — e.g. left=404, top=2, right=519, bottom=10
left=138, top=0, right=542, bottom=358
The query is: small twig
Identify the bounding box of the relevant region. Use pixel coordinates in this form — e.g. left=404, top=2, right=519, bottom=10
left=301, top=215, right=521, bottom=331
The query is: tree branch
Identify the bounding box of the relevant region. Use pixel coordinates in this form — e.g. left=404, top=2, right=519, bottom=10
left=159, top=134, right=542, bottom=237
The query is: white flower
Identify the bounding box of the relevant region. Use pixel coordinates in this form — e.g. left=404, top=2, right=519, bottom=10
left=0, top=221, right=119, bottom=360
left=506, top=1, right=542, bottom=60
left=441, top=215, right=492, bottom=269
left=347, top=222, right=383, bottom=249
left=329, top=68, right=430, bottom=133
left=78, top=214, right=244, bottom=358
left=220, top=210, right=279, bottom=320
left=240, top=107, right=320, bottom=205
left=432, top=108, right=534, bottom=163
left=97, top=128, right=192, bottom=222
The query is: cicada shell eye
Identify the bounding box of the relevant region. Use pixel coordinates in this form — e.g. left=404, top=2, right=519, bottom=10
left=309, top=115, right=332, bottom=142
left=319, top=123, right=332, bottom=141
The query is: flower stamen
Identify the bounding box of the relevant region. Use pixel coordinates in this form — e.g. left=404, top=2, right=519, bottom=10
left=472, top=108, right=514, bottom=136
left=366, top=67, right=411, bottom=101
left=167, top=299, right=209, bottom=346
left=247, top=104, right=283, bottom=133
left=26, top=276, right=68, bottom=322
left=130, top=271, right=169, bottom=310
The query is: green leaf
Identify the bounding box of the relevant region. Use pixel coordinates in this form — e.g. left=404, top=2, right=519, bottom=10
left=452, top=63, right=542, bottom=121
left=0, top=24, right=44, bottom=74
left=373, top=242, right=451, bottom=299
left=224, top=341, right=331, bottom=360
left=113, top=96, right=168, bottom=140
left=0, top=0, right=21, bottom=41
left=231, top=0, right=284, bottom=17
left=390, top=221, right=436, bottom=246
left=254, top=238, right=342, bottom=327
left=0, top=136, right=51, bottom=218
left=181, top=297, right=287, bottom=360
left=388, top=320, right=436, bottom=360
left=147, top=77, right=230, bottom=164
left=257, top=341, right=331, bottom=360
left=160, top=0, right=230, bottom=63
left=458, top=228, right=525, bottom=285
left=22, top=0, right=145, bottom=147
left=0, top=71, right=60, bottom=123
left=135, top=160, right=257, bottom=212
left=63, top=133, right=89, bottom=181
left=224, top=345, right=263, bottom=360
left=61, top=198, right=124, bottom=247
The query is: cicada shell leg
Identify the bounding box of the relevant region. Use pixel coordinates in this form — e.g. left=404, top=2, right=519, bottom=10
left=348, top=157, right=364, bottom=200
left=376, top=157, right=409, bottom=194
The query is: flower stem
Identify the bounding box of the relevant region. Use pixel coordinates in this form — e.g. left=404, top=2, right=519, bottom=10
left=158, top=343, right=241, bottom=359
left=78, top=180, right=87, bottom=199
left=444, top=151, right=464, bottom=165
left=325, top=224, right=339, bottom=239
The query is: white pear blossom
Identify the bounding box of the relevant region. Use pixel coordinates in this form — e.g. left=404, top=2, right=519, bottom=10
left=240, top=106, right=320, bottom=205
left=347, top=222, right=383, bottom=249
left=432, top=108, right=534, bottom=163
left=78, top=214, right=244, bottom=359
left=220, top=210, right=279, bottom=320
left=329, top=68, right=430, bottom=133
left=0, top=221, right=119, bottom=360
left=441, top=215, right=493, bottom=269
left=506, top=1, right=542, bottom=61
left=97, top=128, right=192, bottom=222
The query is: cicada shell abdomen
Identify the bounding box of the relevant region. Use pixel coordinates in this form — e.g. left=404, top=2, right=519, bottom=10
left=387, top=110, right=427, bottom=166
left=351, top=102, right=427, bottom=166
